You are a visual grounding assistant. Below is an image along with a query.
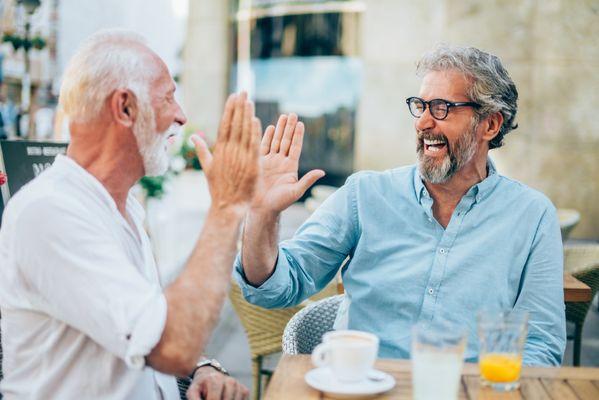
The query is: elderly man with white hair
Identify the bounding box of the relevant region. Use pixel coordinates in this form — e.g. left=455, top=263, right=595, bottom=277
left=0, top=30, right=259, bottom=399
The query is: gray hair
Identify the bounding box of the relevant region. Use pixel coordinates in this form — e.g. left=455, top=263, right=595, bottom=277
left=59, top=29, right=159, bottom=123
left=416, top=45, right=518, bottom=149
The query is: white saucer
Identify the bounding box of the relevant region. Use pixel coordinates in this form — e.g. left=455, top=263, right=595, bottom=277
left=305, top=367, right=395, bottom=399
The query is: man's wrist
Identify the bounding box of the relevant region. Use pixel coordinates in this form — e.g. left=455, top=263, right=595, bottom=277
left=247, top=207, right=280, bottom=224
left=207, top=204, right=247, bottom=224
left=191, top=358, right=229, bottom=379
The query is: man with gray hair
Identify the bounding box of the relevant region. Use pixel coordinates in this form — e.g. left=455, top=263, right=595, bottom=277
left=234, top=45, right=566, bottom=366
left=0, top=30, right=258, bottom=399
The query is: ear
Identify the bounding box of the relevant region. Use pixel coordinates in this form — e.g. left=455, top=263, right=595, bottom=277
left=109, top=89, right=137, bottom=128
left=480, top=112, right=503, bottom=143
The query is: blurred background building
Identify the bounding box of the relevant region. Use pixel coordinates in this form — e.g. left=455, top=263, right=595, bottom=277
left=1, top=0, right=598, bottom=237
left=183, top=0, right=599, bottom=239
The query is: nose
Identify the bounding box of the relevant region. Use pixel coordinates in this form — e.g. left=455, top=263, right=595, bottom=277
left=174, top=101, right=187, bottom=126
left=414, top=106, right=435, bottom=132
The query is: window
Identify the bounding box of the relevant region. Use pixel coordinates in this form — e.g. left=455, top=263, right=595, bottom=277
left=229, top=1, right=363, bottom=187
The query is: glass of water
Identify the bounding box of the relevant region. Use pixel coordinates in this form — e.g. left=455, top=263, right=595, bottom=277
left=411, top=318, right=467, bottom=400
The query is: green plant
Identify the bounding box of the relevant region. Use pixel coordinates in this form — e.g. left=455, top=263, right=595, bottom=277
left=139, top=175, right=169, bottom=199
left=2, top=31, right=46, bottom=51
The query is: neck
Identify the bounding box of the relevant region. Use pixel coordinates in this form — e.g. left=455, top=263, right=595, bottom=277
left=67, top=122, right=144, bottom=216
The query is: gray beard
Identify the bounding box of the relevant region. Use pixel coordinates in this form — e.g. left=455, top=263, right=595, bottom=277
left=417, top=119, right=478, bottom=184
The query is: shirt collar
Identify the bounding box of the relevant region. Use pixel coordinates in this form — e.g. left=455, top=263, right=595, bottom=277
left=53, top=154, right=144, bottom=218
left=414, top=157, right=500, bottom=204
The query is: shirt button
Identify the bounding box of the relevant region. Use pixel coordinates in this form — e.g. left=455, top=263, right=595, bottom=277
left=439, top=248, right=446, bottom=254
left=428, top=288, right=434, bottom=295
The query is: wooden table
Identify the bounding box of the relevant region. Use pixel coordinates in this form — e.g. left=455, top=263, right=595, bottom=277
left=265, top=355, right=599, bottom=400
left=564, top=273, right=592, bottom=302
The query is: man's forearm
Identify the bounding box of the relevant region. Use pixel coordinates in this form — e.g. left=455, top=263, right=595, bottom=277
left=148, top=206, right=244, bottom=375
left=241, top=210, right=280, bottom=286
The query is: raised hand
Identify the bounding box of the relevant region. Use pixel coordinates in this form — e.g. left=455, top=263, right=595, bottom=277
left=191, top=92, right=262, bottom=215
left=252, top=113, right=325, bottom=214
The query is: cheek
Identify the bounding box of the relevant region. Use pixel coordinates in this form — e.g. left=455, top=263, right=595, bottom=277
left=155, top=114, right=172, bottom=133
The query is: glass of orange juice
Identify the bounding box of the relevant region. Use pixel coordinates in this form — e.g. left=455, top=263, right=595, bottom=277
left=477, top=311, right=528, bottom=391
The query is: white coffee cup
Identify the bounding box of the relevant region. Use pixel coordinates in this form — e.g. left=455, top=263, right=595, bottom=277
left=311, top=330, right=379, bottom=382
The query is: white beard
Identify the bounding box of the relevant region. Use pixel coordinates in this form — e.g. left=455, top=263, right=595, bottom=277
left=132, top=103, right=179, bottom=176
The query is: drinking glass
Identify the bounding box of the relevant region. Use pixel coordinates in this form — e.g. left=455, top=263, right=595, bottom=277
left=411, top=319, right=467, bottom=400
left=477, top=311, right=528, bottom=391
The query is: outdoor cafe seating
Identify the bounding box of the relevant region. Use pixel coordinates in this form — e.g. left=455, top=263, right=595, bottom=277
left=564, top=245, right=599, bottom=366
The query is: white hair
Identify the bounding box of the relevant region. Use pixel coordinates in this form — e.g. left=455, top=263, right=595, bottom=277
left=59, top=29, right=159, bottom=123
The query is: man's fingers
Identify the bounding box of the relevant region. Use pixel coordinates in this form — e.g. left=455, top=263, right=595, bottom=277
left=288, top=121, right=305, bottom=160
left=186, top=381, right=201, bottom=400
left=296, top=169, right=326, bottom=197
left=241, top=100, right=255, bottom=148
left=191, top=134, right=213, bottom=172
left=221, top=378, right=238, bottom=400
left=205, top=378, right=223, bottom=400
left=260, top=125, right=275, bottom=155
left=218, top=93, right=237, bottom=142
left=250, top=118, right=262, bottom=158
left=270, top=114, right=288, bottom=153
left=235, top=384, right=249, bottom=400
left=279, top=113, right=298, bottom=156
left=230, top=92, right=247, bottom=143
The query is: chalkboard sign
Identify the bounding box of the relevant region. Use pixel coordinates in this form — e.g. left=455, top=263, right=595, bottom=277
left=0, top=140, right=68, bottom=225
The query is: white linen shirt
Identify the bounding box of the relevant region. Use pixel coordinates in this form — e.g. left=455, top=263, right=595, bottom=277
left=0, top=155, right=180, bottom=399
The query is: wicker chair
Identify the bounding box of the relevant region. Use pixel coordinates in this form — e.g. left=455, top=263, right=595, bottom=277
left=282, top=295, right=344, bottom=355
left=228, top=282, right=305, bottom=400
left=558, top=209, right=581, bottom=242
left=564, top=245, right=599, bottom=366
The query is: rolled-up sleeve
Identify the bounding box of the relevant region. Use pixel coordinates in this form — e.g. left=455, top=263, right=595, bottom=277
left=15, top=198, right=167, bottom=369
left=234, top=174, right=361, bottom=308
left=515, top=205, right=566, bottom=366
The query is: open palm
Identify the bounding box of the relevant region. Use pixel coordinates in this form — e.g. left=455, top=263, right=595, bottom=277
left=252, top=113, right=325, bottom=213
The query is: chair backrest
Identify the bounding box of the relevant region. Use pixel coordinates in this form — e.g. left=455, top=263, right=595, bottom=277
left=228, top=282, right=303, bottom=357
left=564, top=245, right=599, bottom=324
left=558, top=209, right=581, bottom=242
left=282, top=295, right=344, bottom=355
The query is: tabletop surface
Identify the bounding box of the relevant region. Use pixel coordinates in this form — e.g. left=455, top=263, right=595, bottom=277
left=564, top=273, right=592, bottom=302
left=265, top=354, right=599, bottom=400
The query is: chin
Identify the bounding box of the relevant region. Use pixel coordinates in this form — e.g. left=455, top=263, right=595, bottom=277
left=143, top=154, right=169, bottom=177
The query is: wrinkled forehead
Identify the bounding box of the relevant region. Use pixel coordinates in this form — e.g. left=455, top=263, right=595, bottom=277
left=418, top=69, right=472, bottom=101
left=144, top=49, right=176, bottom=96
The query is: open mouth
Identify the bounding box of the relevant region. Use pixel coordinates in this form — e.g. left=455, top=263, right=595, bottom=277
left=423, top=138, right=447, bottom=153
left=166, top=132, right=179, bottom=145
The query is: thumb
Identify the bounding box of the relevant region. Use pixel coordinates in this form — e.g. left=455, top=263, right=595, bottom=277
left=295, top=169, right=326, bottom=197
left=190, top=134, right=213, bottom=172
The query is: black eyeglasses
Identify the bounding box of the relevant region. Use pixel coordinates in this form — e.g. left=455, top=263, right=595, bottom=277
left=406, top=97, right=480, bottom=120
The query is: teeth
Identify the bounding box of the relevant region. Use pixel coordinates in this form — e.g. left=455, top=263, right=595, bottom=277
left=424, top=139, right=445, bottom=145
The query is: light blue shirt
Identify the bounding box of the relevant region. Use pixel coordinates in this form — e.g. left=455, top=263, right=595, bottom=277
left=234, top=160, right=566, bottom=366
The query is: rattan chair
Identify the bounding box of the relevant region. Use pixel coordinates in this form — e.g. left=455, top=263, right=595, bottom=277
left=564, top=245, right=599, bottom=366
left=558, top=209, right=581, bottom=242
left=228, top=282, right=305, bottom=400
left=282, top=295, right=344, bottom=355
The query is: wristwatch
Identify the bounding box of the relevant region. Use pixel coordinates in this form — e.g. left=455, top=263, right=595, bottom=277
left=191, top=358, right=229, bottom=378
